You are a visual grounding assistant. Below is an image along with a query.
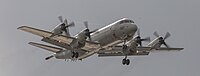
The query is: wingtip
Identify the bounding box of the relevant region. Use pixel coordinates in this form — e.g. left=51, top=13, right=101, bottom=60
left=17, top=26, right=23, bottom=30
left=28, top=42, right=37, bottom=45
left=17, top=25, right=26, bottom=30
left=28, top=42, right=33, bottom=44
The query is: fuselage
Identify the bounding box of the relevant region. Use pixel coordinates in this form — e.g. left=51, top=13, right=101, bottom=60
left=46, top=18, right=138, bottom=59
left=91, top=18, right=138, bottom=47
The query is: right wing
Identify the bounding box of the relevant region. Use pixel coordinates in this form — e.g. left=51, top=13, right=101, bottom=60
left=18, top=25, right=101, bottom=60
left=28, top=42, right=62, bottom=53
left=18, top=26, right=100, bottom=52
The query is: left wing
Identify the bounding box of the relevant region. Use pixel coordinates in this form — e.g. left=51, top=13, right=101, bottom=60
left=18, top=26, right=100, bottom=52
left=136, top=47, right=184, bottom=52
left=98, top=45, right=184, bottom=57
left=98, top=52, right=149, bottom=57
left=155, top=47, right=184, bottom=51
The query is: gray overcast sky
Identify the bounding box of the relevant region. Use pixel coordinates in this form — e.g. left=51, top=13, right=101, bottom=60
left=0, top=0, right=200, bottom=76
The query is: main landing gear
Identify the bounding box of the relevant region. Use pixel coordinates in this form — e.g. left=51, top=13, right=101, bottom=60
left=72, top=52, right=79, bottom=58
left=122, top=44, right=130, bottom=65
left=121, top=40, right=130, bottom=65
left=122, top=55, right=130, bottom=65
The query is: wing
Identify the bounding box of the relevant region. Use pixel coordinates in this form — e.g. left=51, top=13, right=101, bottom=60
left=98, top=52, right=149, bottom=57
left=137, top=47, right=184, bottom=51
left=155, top=47, right=184, bottom=51
left=98, top=45, right=183, bottom=57
left=28, top=42, right=62, bottom=53
left=18, top=26, right=100, bottom=52
left=18, top=26, right=52, bottom=38
left=97, top=46, right=149, bottom=57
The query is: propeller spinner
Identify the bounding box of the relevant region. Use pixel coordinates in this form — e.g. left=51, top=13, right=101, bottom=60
left=83, top=21, right=96, bottom=41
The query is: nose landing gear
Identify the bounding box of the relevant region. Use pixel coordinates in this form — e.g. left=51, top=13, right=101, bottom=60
left=122, top=55, right=130, bottom=65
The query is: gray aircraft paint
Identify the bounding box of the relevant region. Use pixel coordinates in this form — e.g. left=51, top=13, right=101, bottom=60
left=0, top=0, right=199, bottom=76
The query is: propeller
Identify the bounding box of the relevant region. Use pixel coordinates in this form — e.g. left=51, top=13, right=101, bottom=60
left=153, top=31, right=171, bottom=48
left=58, top=16, right=75, bottom=34
left=83, top=21, right=96, bottom=41
left=135, top=28, right=150, bottom=46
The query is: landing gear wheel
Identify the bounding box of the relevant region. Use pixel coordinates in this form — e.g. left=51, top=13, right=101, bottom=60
left=72, top=52, right=75, bottom=58
left=122, top=59, right=126, bottom=65
left=126, top=59, right=130, bottom=65
left=75, top=52, right=79, bottom=58
left=122, top=58, right=130, bottom=65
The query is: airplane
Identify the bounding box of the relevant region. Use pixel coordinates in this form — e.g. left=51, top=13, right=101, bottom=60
left=18, top=16, right=184, bottom=65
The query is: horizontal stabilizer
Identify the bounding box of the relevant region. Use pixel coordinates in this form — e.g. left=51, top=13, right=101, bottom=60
left=28, top=42, right=63, bottom=53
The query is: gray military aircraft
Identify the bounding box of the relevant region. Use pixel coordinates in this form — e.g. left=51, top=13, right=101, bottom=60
left=18, top=16, right=183, bottom=65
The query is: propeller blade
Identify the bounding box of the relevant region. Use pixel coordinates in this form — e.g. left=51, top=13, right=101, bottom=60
left=153, top=31, right=159, bottom=37
left=88, top=35, right=92, bottom=41
left=84, top=29, right=92, bottom=41
left=139, top=42, right=142, bottom=47
left=68, top=22, right=75, bottom=27
left=64, top=19, right=68, bottom=26
left=164, top=32, right=171, bottom=40
left=58, top=16, right=63, bottom=22
left=163, top=42, right=170, bottom=48
left=84, top=21, right=89, bottom=29
left=141, top=37, right=150, bottom=42
left=90, top=28, right=98, bottom=33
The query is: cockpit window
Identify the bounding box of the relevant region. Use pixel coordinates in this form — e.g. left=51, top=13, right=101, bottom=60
left=119, top=20, right=134, bottom=24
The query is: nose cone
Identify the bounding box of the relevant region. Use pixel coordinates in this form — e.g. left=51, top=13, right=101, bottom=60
left=132, top=23, right=138, bottom=32
left=128, top=23, right=138, bottom=35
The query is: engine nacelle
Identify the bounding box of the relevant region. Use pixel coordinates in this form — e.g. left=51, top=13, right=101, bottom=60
left=52, top=25, right=63, bottom=35
left=54, top=50, right=73, bottom=59
left=122, top=39, right=138, bottom=54
left=70, top=29, right=87, bottom=49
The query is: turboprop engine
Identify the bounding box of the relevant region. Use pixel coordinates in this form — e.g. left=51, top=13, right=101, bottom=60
left=51, top=16, right=75, bottom=37
left=70, top=21, right=96, bottom=49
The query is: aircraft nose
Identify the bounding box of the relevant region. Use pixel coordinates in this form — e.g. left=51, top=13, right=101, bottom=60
left=126, top=23, right=137, bottom=37
left=133, top=24, right=138, bottom=31
left=130, top=23, right=138, bottom=33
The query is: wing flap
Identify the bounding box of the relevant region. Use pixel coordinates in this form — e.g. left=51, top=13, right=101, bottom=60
left=137, top=47, right=184, bottom=51
left=28, top=42, right=62, bottom=53
left=98, top=52, right=149, bottom=57
left=155, top=47, right=184, bottom=51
